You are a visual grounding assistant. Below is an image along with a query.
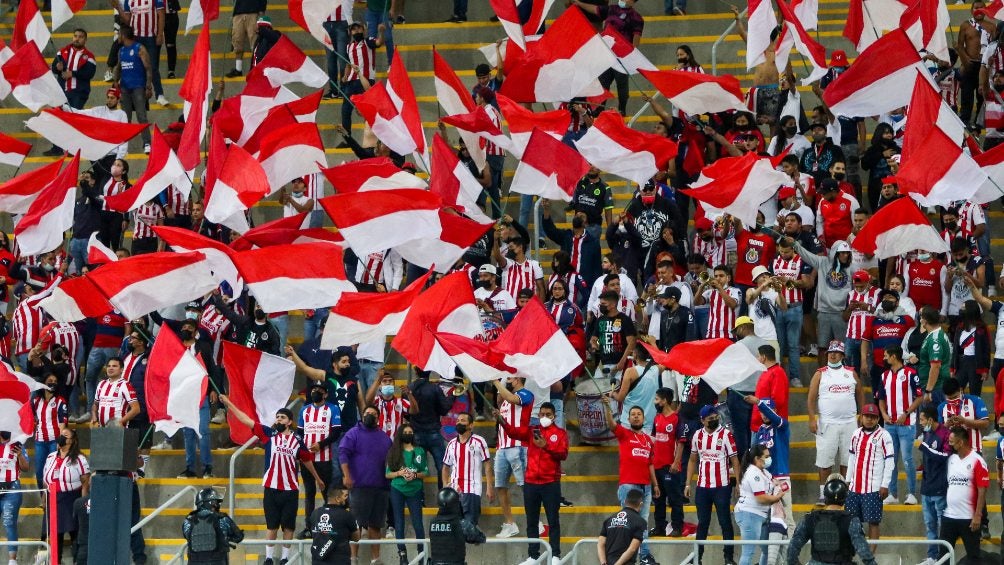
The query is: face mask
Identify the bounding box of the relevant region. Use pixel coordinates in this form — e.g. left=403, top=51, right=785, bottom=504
left=812, top=133, right=825, bottom=143
left=890, top=114, right=905, bottom=123
left=923, top=424, right=932, bottom=433
left=455, top=423, right=468, bottom=435
left=180, top=329, right=194, bottom=341
left=57, top=436, right=67, bottom=447
left=292, top=191, right=304, bottom=198
left=617, top=0, right=627, bottom=7
left=996, top=84, right=1004, bottom=93
left=45, top=381, right=58, bottom=391
left=677, top=57, right=688, bottom=64
left=918, top=253, right=931, bottom=261
left=363, top=414, right=378, bottom=429
left=539, top=417, right=553, bottom=428
left=945, top=221, right=958, bottom=231
left=43, top=263, right=54, bottom=272
left=310, top=391, right=324, bottom=404
left=654, top=402, right=664, bottom=412
left=572, top=216, right=584, bottom=230
left=273, top=423, right=287, bottom=434
left=255, top=310, right=267, bottom=321
left=598, top=305, right=610, bottom=316
left=763, top=456, right=773, bottom=468
left=185, top=311, right=199, bottom=320
left=380, top=385, right=395, bottom=396
left=705, top=418, right=720, bottom=431
left=783, top=126, right=798, bottom=136
left=736, top=123, right=751, bottom=131
left=828, top=361, right=843, bottom=369
left=352, top=33, right=364, bottom=41
left=401, top=433, right=414, bottom=444
left=833, top=172, right=846, bottom=181
left=641, top=194, right=656, bottom=206
left=478, top=280, right=491, bottom=289
left=881, top=301, right=896, bottom=312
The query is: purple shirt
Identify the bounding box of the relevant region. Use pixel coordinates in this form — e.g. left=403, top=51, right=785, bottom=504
left=599, top=5, right=644, bottom=43
left=338, top=423, right=392, bottom=488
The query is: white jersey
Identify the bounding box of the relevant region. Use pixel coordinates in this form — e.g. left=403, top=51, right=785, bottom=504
left=945, top=450, right=990, bottom=520
left=735, top=465, right=774, bottom=517
left=816, top=366, right=858, bottom=423
left=847, top=427, right=894, bottom=494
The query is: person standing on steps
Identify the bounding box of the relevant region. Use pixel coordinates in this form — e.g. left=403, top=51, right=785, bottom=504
left=442, top=412, right=494, bottom=526
left=117, top=0, right=167, bottom=106
left=491, top=375, right=534, bottom=539
left=941, top=426, right=989, bottom=562
left=876, top=344, right=923, bottom=506
left=339, top=405, right=393, bottom=565
left=309, top=487, right=359, bottom=565
left=844, top=404, right=894, bottom=552
left=919, top=405, right=951, bottom=565
left=224, top=0, right=265, bottom=78
left=651, top=388, right=684, bottom=539
left=684, top=404, right=740, bottom=565
left=112, top=25, right=154, bottom=154
left=297, top=384, right=341, bottom=540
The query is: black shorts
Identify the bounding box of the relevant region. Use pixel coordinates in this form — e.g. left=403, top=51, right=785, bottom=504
left=263, top=487, right=299, bottom=531
left=127, top=416, right=153, bottom=450
left=349, top=487, right=389, bottom=529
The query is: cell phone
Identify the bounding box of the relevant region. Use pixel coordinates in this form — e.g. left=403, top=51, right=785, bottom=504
left=533, top=429, right=542, bottom=439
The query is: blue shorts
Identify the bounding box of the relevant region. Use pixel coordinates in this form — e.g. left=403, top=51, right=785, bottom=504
left=493, top=446, right=526, bottom=488
left=845, top=491, right=883, bottom=524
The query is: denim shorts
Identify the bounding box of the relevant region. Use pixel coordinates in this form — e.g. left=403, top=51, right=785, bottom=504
left=493, top=446, right=527, bottom=488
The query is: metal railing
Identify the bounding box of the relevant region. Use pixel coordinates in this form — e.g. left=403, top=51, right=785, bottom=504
left=4, top=541, right=52, bottom=564
left=710, top=7, right=748, bottom=75
left=131, top=485, right=198, bottom=534
left=562, top=537, right=957, bottom=565
left=227, top=435, right=257, bottom=516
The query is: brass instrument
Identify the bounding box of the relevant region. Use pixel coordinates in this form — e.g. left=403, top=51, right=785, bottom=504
left=784, top=278, right=798, bottom=289
left=697, top=271, right=711, bottom=284
left=452, top=382, right=468, bottom=396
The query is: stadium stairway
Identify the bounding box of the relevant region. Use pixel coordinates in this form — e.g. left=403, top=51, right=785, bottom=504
left=0, top=0, right=1002, bottom=563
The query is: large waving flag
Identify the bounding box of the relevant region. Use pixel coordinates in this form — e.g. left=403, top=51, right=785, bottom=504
left=850, top=196, right=949, bottom=258
left=288, top=0, right=336, bottom=48
left=641, top=339, right=766, bottom=392
left=256, top=122, right=326, bottom=194
left=434, top=49, right=487, bottom=171
left=222, top=341, right=296, bottom=444
left=86, top=232, right=118, bottom=265
left=320, top=157, right=427, bottom=193
left=247, top=35, right=328, bottom=89
left=321, top=270, right=433, bottom=349
left=232, top=243, right=354, bottom=312
left=352, top=82, right=422, bottom=159
left=0, top=132, right=31, bottom=168
left=213, top=76, right=299, bottom=146
left=430, top=133, right=491, bottom=223
left=105, top=127, right=190, bottom=212
left=0, top=380, right=33, bottom=444
left=26, top=108, right=149, bottom=161
left=574, top=111, right=678, bottom=186
left=682, top=152, right=793, bottom=228
left=747, top=0, right=778, bottom=70
left=12, top=0, right=49, bottom=51
left=774, top=0, right=829, bottom=84
left=844, top=0, right=907, bottom=52
left=488, top=0, right=555, bottom=48
left=641, top=69, right=747, bottom=115
left=146, top=327, right=209, bottom=437
left=0, top=38, right=14, bottom=100
left=242, top=90, right=324, bottom=156
left=154, top=226, right=243, bottom=296
left=0, top=158, right=65, bottom=214
left=185, top=0, right=220, bottom=32
left=492, top=297, right=581, bottom=387
left=973, top=142, right=1004, bottom=203
left=3, top=42, right=69, bottom=112
left=510, top=129, right=591, bottom=202
left=600, top=29, right=657, bottom=75
left=496, top=94, right=569, bottom=158
left=896, top=127, right=985, bottom=206
left=14, top=153, right=79, bottom=257
left=203, top=144, right=269, bottom=233
left=178, top=25, right=212, bottom=172
left=387, top=52, right=427, bottom=161
left=395, top=211, right=494, bottom=272
left=901, top=71, right=965, bottom=162
left=440, top=107, right=516, bottom=157
left=901, top=0, right=950, bottom=60
left=319, top=189, right=444, bottom=256
left=51, top=0, right=86, bottom=31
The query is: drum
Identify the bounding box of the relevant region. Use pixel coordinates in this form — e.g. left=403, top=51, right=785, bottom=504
left=574, top=378, right=615, bottom=444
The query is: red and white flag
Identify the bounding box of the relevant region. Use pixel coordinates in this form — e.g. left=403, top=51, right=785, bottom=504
left=26, top=107, right=149, bottom=161
left=204, top=144, right=269, bottom=233
left=213, top=76, right=299, bottom=146
left=747, top=0, right=778, bottom=69
left=682, top=152, right=793, bottom=228
left=185, top=0, right=220, bottom=32
left=231, top=227, right=344, bottom=250
left=488, top=0, right=555, bottom=48
left=391, top=271, right=482, bottom=377
left=436, top=332, right=515, bottom=382
left=844, top=0, right=907, bottom=53
left=3, top=42, right=68, bottom=112
left=434, top=49, right=487, bottom=171
left=256, top=122, right=326, bottom=194
left=0, top=380, right=33, bottom=444
left=12, top=0, right=49, bottom=51
left=822, top=29, right=935, bottom=117
left=980, top=0, right=1004, bottom=18
left=896, top=127, right=985, bottom=206
left=640, top=69, right=747, bottom=115
left=0, top=361, right=49, bottom=394
left=395, top=211, right=494, bottom=272
left=790, top=0, right=819, bottom=30
left=387, top=52, right=427, bottom=161
left=352, top=82, right=423, bottom=160
left=14, top=152, right=79, bottom=257
left=51, top=0, right=86, bottom=31
left=247, top=35, right=328, bottom=89
left=901, top=0, right=950, bottom=60
left=972, top=141, right=1004, bottom=203
left=498, top=7, right=617, bottom=103
left=493, top=297, right=582, bottom=387
left=850, top=195, right=949, bottom=258
left=0, top=157, right=63, bottom=214
left=105, top=126, right=190, bottom=212
left=178, top=25, right=212, bottom=172
left=574, top=111, right=678, bottom=186
left=440, top=107, right=516, bottom=157
left=36, top=275, right=112, bottom=322
left=774, top=0, right=829, bottom=84
left=641, top=339, right=766, bottom=392
left=319, top=189, right=444, bottom=256
left=222, top=341, right=295, bottom=444
left=242, top=90, right=324, bottom=156
left=288, top=0, right=336, bottom=48
left=233, top=242, right=354, bottom=312
left=0, top=38, right=14, bottom=100
left=430, top=133, right=491, bottom=223
left=321, top=271, right=433, bottom=349
left=496, top=94, right=569, bottom=158
left=600, top=29, right=657, bottom=75
left=510, top=128, right=591, bottom=202
left=228, top=212, right=308, bottom=249
left=154, top=225, right=243, bottom=296
left=0, top=132, right=31, bottom=168
left=146, top=328, right=208, bottom=437
left=86, top=232, right=118, bottom=265
left=320, top=157, right=427, bottom=193
left=901, top=71, right=965, bottom=162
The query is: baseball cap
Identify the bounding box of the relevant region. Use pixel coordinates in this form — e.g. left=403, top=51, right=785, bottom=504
left=256, top=14, right=272, bottom=26
left=734, top=315, right=754, bottom=329
left=829, top=50, right=849, bottom=67
left=879, top=289, right=900, bottom=301
left=852, top=269, right=870, bottom=283
left=819, top=178, right=839, bottom=193
left=778, top=187, right=796, bottom=200
left=185, top=301, right=202, bottom=310
left=750, top=265, right=770, bottom=281
left=826, top=340, right=845, bottom=354
left=881, top=176, right=898, bottom=185
left=107, top=87, right=121, bottom=99
left=831, top=240, right=851, bottom=253
left=699, top=405, right=718, bottom=419
left=659, top=286, right=682, bottom=301
left=861, top=404, right=880, bottom=417
left=478, top=264, right=497, bottom=276
left=809, top=121, right=827, bottom=131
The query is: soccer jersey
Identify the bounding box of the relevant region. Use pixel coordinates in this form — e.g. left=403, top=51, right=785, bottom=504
left=443, top=434, right=490, bottom=495
left=877, top=366, right=922, bottom=424
left=33, top=395, right=68, bottom=442
left=613, top=424, right=654, bottom=485
left=43, top=452, right=89, bottom=492
left=299, top=402, right=341, bottom=463
left=690, top=426, right=737, bottom=489
left=847, top=426, right=894, bottom=494
left=255, top=423, right=312, bottom=491
left=652, top=411, right=680, bottom=469
left=0, top=443, right=21, bottom=482
left=938, top=395, right=989, bottom=453
left=94, top=378, right=136, bottom=426
left=497, top=388, right=534, bottom=449
left=845, top=287, right=880, bottom=339
left=944, top=450, right=990, bottom=520
left=502, top=257, right=543, bottom=297
left=376, top=396, right=410, bottom=439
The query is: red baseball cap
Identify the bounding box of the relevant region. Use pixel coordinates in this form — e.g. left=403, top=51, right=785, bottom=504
left=852, top=269, right=870, bottom=282
left=829, top=50, right=849, bottom=67
left=861, top=404, right=880, bottom=417
left=778, top=187, right=796, bottom=200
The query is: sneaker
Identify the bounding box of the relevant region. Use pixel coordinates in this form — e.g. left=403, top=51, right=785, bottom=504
left=156, top=95, right=169, bottom=106
left=385, top=526, right=395, bottom=539
left=202, top=466, right=214, bottom=478
left=324, top=90, right=339, bottom=99
left=211, top=410, right=226, bottom=424
left=103, top=69, right=114, bottom=82
left=167, top=71, right=175, bottom=79
left=724, top=560, right=737, bottom=565
left=789, top=378, right=803, bottom=387
left=672, top=6, right=686, bottom=14
left=177, top=468, right=196, bottom=478
left=816, top=495, right=825, bottom=506
left=445, top=14, right=467, bottom=22
left=297, top=528, right=312, bottom=539
left=43, top=146, right=64, bottom=157
left=985, top=430, right=1001, bottom=441
left=395, top=15, right=405, bottom=23
left=263, top=559, right=273, bottom=565
left=151, top=439, right=172, bottom=451
left=551, top=558, right=561, bottom=565
left=640, top=556, right=660, bottom=565
left=904, top=493, right=918, bottom=505
left=560, top=497, right=573, bottom=507
left=496, top=522, right=518, bottom=538
left=517, top=559, right=537, bottom=565
left=668, top=526, right=684, bottom=537
left=882, top=494, right=899, bottom=505
left=143, top=143, right=151, bottom=154
left=916, top=559, right=936, bottom=565
left=279, top=560, right=288, bottom=565
left=807, top=344, right=819, bottom=356
left=475, top=414, right=486, bottom=422
left=225, top=68, right=242, bottom=78
left=398, top=551, right=408, bottom=565
left=982, top=523, right=991, bottom=540
left=650, top=526, right=665, bottom=537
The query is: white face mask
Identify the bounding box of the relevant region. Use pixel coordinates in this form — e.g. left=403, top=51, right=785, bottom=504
left=763, top=456, right=773, bottom=468
left=539, top=417, right=553, bottom=428
left=618, top=0, right=628, bottom=6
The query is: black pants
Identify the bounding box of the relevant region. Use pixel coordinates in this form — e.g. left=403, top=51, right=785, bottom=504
left=653, top=467, right=685, bottom=533
left=956, top=356, right=981, bottom=396
left=696, top=485, right=734, bottom=561
left=941, top=517, right=983, bottom=562
left=599, top=68, right=630, bottom=115
left=960, top=61, right=983, bottom=127
left=524, top=481, right=561, bottom=559
left=341, top=79, right=364, bottom=130
left=301, top=460, right=333, bottom=520
left=164, top=11, right=179, bottom=72
left=131, top=236, right=159, bottom=256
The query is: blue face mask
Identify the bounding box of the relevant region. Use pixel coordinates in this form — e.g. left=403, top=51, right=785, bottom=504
left=380, top=385, right=395, bottom=396
left=618, top=0, right=628, bottom=7
left=828, top=361, right=843, bottom=369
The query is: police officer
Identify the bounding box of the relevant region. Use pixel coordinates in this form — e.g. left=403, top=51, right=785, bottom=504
left=787, top=476, right=877, bottom=565
left=309, top=487, right=359, bottom=564
left=429, top=487, right=486, bottom=565
left=182, top=488, right=244, bottom=565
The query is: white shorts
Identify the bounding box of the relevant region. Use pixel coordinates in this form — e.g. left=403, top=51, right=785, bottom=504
left=815, top=420, right=857, bottom=469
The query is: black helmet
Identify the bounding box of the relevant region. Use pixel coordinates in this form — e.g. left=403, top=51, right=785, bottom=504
left=437, top=487, right=462, bottom=517
left=195, top=487, right=223, bottom=511
left=822, top=478, right=848, bottom=506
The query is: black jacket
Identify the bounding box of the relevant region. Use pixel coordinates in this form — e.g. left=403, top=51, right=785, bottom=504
left=408, top=376, right=452, bottom=434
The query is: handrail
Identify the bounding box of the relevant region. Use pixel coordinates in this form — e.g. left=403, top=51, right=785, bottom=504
left=533, top=197, right=542, bottom=262
left=710, top=7, right=747, bottom=75
left=626, top=92, right=661, bottom=130
left=5, top=541, right=52, bottom=564
left=131, top=485, right=199, bottom=534
left=227, top=436, right=257, bottom=517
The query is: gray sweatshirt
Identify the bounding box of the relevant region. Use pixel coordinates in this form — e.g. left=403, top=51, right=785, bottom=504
left=794, top=243, right=853, bottom=314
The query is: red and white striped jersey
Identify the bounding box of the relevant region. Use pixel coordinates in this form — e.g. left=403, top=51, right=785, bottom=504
left=326, top=0, right=351, bottom=21
left=482, top=105, right=506, bottom=157
left=300, top=403, right=341, bottom=463
left=37, top=321, right=82, bottom=385
left=258, top=425, right=311, bottom=491
left=443, top=433, right=490, bottom=494
left=12, top=299, right=44, bottom=355
left=939, top=70, right=960, bottom=109
left=847, top=426, right=894, bottom=494
left=304, top=172, right=322, bottom=202
left=546, top=272, right=586, bottom=306
left=690, top=426, right=737, bottom=489
left=376, top=396, right=410, bottom=439
left=125, top=0, right=163, bottom=37
left=199, top=303, right=235, bottom=364
left=945, top=450, right=990, bottom=520
left=94, top=378, right=137, bottom=426
left=497, top=388, right=534, bottom=449
left=845, top=287, right=880, bottom=340
left=132, top=202, right=164, bottom=239
left=939, top=395, right=989, bottom=453
left=164, top=184, right=191, bottom=216
left=502, top=257, right=543, bottom=297
left=879, top=366, right=923, bottom=425
left=986, top=98, right=1004, bottom=133
left=56, top=45, right=96, bottom=92
left=772, top=255, right=806, bottom=304
left=692, top=234, right=726, bottom=269
left=356, top=251, right=386, bottom=285
left=345, top=39, right=376, bottom=82
left=958, top=200, right=987, bottom=234
left=102, top=178, right=128, bottom=211
left=0, top=443, right=21, bottom=482
left=568, top=234, right=588, bottom=273
left=43, top=452, right=89, bottom=492
left=32, top=394, right=68, bottom=442
left=702, top=286, right=741, bottom=339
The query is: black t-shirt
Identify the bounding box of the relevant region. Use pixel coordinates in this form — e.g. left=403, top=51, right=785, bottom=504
left=600, top=507, right=647, bottom=564
left=625, top=196, right=682, bottom=250
left=572, top=178, right=613, bottom=227
left=589, top=313, right=637, bottom=365
left=310, top=505, right=357, bottom=564
left=659, top=305, right=694, bottom=352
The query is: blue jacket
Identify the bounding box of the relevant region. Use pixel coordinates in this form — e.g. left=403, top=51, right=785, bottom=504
left=753, top=400, right=790, bottom=478
left=920, top=425, right=951, bottom=497
left=541, top=216, right=602, bottom=287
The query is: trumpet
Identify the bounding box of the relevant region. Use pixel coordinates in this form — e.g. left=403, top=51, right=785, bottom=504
left=783, top=278, right=798, bottom=289
left=452, top=382, right=468, bottom=396
left=697, top=271, right=712, bottom=284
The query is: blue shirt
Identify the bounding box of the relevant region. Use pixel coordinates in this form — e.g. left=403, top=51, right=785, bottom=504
left=920, top=426, right=951, bottom=496
left=753, top=400, right=790, bottom=478
left=118, top=43, right=146, bottom=90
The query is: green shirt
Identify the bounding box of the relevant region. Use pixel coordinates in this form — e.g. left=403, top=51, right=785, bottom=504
left=918, top=327, right=952, bottom=390
left=387, top=447, right=428, bottom=497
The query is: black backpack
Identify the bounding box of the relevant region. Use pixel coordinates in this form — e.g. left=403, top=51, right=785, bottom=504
left=188, top=513, right=223, bottom=554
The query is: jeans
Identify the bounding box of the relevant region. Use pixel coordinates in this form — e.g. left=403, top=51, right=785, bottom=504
left=390, top=487, right=425, bottom=553
left=653, top=467, right=685, bottom=534
left=524, top=481, right=562, bottom=559
left=486, top=155, right=504, bottom=219
left=452, top=0, right=468, bottom=17
left=0, top=481, right=21, bottom=555
left=365, top=8, right=394, bottom=65
left=727, top=389, right=753, bottom=458
left=459, top=492, right=481, bottom=525
left=415, top=430, right=446, bottom=488
left=617, top=484, right=652, bottom=558
left=518, top=194, right=536, bottom=230
left=775, top=303, right=803, bottom=380
left=85, top=346, right=118, bottom=413
left=357, top=359, right=384, bottom=395
left=693, top=307, right=710, bottom=342
left=341, top=79, right=364, bottom=130
left=68, top=237, right=88, bottom=275
left=120, top=87, right=151, bottom=145
left=844, top=337, right=862, bottom=373
left=886, top=423, right=916, bottom=498
left=302, top=307, right=329, bottom=342
left=323, top=20, right=349, bottom=87
left=735, top=510, right=766, bottom=565
left=923, top=494, right=947, bottom=560
left=695, top=485, right=735, bottom=561
left=183, top=400, right=211, bottom=471
left=34, top=440, right=57, bottom=488
left=134, top=36, right=162, bottom=97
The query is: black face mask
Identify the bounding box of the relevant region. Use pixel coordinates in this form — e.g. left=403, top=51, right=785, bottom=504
left=255, top=310, right=267, bottom=321
left=701, top=233, right=714, bottom=242
left=945, top=221, right=958, bottom=231
left=273, top=423, right=287, bottom=434
left=400, top=433, right=414, bottom=444
left=572, top=216, right=584, bottom=230
left=352, top=33, right=364, bottom=41
left=881, top=300, right=896, bottom=312
left=654, top=402, right=665, bottom=412
left=310, top=391, right=324, bottom=404
left=478, top=280, right=491, bottom=289
left=736, top=123, right=752, bottom=131
left=505, top=249, right=516, bottom=260
left=833, top=172, right=846, bottom=181
left=455, top=423, right=468, bottom=435
left=677, top=57, right=688, bottom=64
left=996, top=84, right=1004, bottom=93
left=57, top=436, right=67, bottom=447
left=705, top=418, right=720, bottom=431
left=598, top=305, right=610, bottom=316
left=180, top=329, right=194, bottom=341
left=363, top=414, right=378, bottom=429
left=783, top=126, right=798, bottom=136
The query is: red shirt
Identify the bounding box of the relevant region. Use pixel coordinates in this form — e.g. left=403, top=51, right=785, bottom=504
left=613, top=424, right=654, bottom=485
left=652, top=411, right=680, bottom=469
left=734, top=230, right=776, bottom=286
left=499, top=421, right=568, bottom=484
left=751, top=364, right=789, bottom=431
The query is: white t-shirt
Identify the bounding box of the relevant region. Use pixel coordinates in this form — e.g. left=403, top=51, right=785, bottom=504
left=736, top=465, right=774, bottom=517
left=944, top=450, right=990, bottom=520
left=747, top=288, right=780, bottom=341
left=816, top=366, right=858, bottom=423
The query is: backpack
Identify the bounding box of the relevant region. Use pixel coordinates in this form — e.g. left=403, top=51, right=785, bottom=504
left=188, top=512, right=222, bottom=554
left=808, top=510, right=853, bottom=564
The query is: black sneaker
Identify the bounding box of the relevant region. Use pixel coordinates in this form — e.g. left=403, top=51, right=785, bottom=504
left=42, top=146, right=64, bottom=157
left=640, top=556, right=660, bottom=565
left=297, top=527, right=312, bottom=539
left=559, top=497, right=573, bottom=507
left=177, top=468, right=197, bottom=478
left=324, top=91, right=339, bottom=99
left=167, top=71, right=175, bottom=78
left=489, top=15, right=500, bottom=21
left=336, top=141, right=351, bottom=149
left=649, top=526, right=665, bottom=537
left=279, top=560, right=288, bottom=565
left=446, top=14, right=466, bottom=22
left=398, top=551, right=408, bottom=565
left=202, top=466, right=213, bottom=478
left=225, top=68, right=242, bottom=78
left=982, top=523, right=991, bottom=540
left=395, top=15, right=405, bottom=24
left=263, top=559, right=274, bottom=565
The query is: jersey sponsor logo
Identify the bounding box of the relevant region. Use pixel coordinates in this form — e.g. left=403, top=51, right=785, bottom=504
left=631, top=448, right=651, bottom=458
left=550, top=434, right=558, bottom=442
left=826, top=384, right=853, bottom=393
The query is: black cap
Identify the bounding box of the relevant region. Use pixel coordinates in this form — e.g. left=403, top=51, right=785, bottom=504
left=660, top=286, right=683, bottom=301
left=809, top=122, right=827, bottom=130
left=475, top=63, right=491, bottom=76
left=820, top=178, right=839, bottom=193
left=879, top=289, right=900, bottom=301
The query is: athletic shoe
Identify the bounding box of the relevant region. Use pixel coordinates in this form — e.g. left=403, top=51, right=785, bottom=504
left=225, top=68, right=242, bottom=78
left=279, top=560, right=288, bottom=565
left=263, top=559, right=273, bottom=565
left=177, top=468, right=196, bottom=478
left=156, top=95, right=169, bottom=106
left=985, top=430, right=1001, bottom=441
left=43, top=146, right=64, bottom=157
left=816, top=495, right=825, bottom=506
left=496, top=522, right=518, bottom=538
left=560, top=497, right=573, bottom=507
left=807, top=344, right=819, bottom=356
left=202, top=466, right=214, bottom=479
left=143, top=143, right=151, bottom=154
left=395, top=15, right=405, bottom=23
left=211, top=409, right=227, bottom=424
left=904, top=493, right=918, bottom=505
left=167, top=71, right=176, bottom=79
left=789, top=378, right=803, bottom=387
left=668, top=527, right=684, bottom=537
left=445, top=15, right=467, bottom=22
left=640, top=555, right=660, bottom=565
left=297, top=528, right=312, bottom=539
left=672, top=6, right=686, bottom=14
left=882, top=494, right=899, bottom=505
left=151, top=439, right=172, bottom=451
left=385, top=527, right=395, bottom=539
left=982, top=523, right=991, bottom=540
left=104, top=69, right=114, bottom=82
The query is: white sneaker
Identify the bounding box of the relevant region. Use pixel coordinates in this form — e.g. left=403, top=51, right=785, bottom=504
left=790, top=378, right=803, bottom=387
left=211, top=410, right=226, bottom=424
left=103, top=69, right=114, bottom=82
left=916, top=559, right=936, bottom=565
left=904, top=493, right=918, bottom=505
left=517, top=559, right=537, bottom=565
left=985, top=430, right=1001, bottom=441
left=385, top=526, right=395, bottom=539
left=989, top=285, right=998, bottom=296
left=807, top=344, right=818, bottom=356
left=143, top=143, right=151, bottom=154
left=151, top=439, right=172, bottom=451
left=551, top=558, right=561, bottom=565
left=496, top=522, right=519, bottom=538
left=156, top=95, right=169, bottom=106
left=882, top=494, right=899, bottom=504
